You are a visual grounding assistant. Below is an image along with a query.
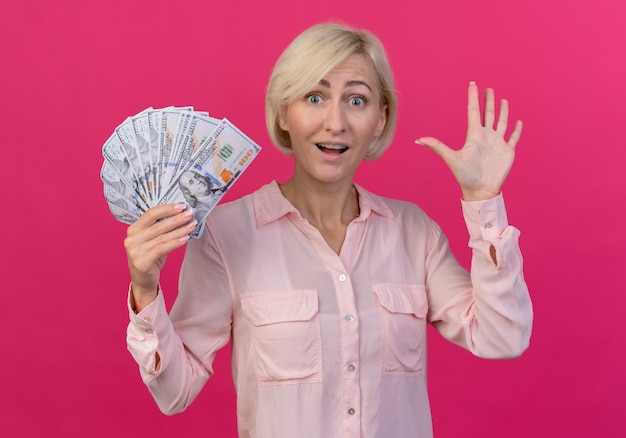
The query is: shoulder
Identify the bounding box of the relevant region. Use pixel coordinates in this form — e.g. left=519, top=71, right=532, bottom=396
left=357, top=184, right=432, bottom=224
left=202, top=180, right=280, bottom=234
left=383, top=195, right=427, bottom=216
left=207, top=188, right=256, bottom=224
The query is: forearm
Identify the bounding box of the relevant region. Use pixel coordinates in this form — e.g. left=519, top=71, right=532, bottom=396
left=428, top=194, right=533, bottom=358
left=126, top=290, right=210, bottom=415
left=466, top=225, right=532, bottom=357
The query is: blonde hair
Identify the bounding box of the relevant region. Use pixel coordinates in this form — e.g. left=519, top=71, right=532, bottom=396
left=265, top=22, right=398, bottom=160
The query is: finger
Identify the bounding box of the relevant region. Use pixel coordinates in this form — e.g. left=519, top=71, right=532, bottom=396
left=415, top=136, right=454, bottom=164
left=134, top=203, right=188, bottom=229
left=507, top=120, right=523, bottom=148
left=467, top=81, right=481, bottom=128
left=129, top=207, right=195, bottom=244
left=496, top=99, right=509, bottom=135
left=125, top=218, right=196, bottom=269
left=125, top=206, right=195, bottom=261
left=128, top=204, right=190, bottom=242
left=142, top=220, right=196, bottom=257
left=483, top=88, right=496, bottom=129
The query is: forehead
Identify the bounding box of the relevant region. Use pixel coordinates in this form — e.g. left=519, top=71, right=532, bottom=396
left=319, top=55, right=379, bottom=89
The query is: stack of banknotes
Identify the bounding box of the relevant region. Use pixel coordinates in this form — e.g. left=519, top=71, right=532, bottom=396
left=101, top=107, right=261, bottom=238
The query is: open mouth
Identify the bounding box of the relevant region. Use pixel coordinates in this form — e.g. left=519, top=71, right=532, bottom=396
left=317, top=143, right=348, bottom=154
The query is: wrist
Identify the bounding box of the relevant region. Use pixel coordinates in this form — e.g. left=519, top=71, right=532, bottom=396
left=130, top=284, right=158, bottom=313
left=461, top=189, right=500, bottom=202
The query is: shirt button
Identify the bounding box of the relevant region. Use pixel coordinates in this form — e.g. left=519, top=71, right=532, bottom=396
left=348, top=408, right=356, bottom=415
left=345, top=314, right=355, bottom=323
left=339, top=274, right=347, bottom=282
left=484, top=223, right=493, bottom=230
left=145, top=328, right=153, bottom=335
left=347, top=364, right=356, bottom=372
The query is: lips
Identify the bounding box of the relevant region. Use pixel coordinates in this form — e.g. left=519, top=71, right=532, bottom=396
left=316, top=143, right=348, bottom=154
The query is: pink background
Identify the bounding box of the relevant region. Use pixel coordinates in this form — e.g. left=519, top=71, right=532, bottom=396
left=1, top=0, right=624, bottom=436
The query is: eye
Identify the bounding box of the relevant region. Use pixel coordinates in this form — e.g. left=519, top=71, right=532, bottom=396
left=306, top=94, right=322, bottom=104
left=350, top=97, right=365, bottom=107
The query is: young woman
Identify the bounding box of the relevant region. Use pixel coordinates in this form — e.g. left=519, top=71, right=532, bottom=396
left=124, top=22, right=532, bottom=437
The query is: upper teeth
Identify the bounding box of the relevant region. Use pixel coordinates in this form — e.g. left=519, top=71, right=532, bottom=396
left=319, top=144, right=346, bottom=150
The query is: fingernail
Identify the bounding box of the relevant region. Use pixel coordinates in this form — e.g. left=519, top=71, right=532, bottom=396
left=415, top=139, right=424, bottom=145
left=174, top=202, right=187, bottom=211
left=469, top=81, right=476, bottom=85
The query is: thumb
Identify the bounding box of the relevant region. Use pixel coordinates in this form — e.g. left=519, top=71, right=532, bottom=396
left=415, top=136, right=454, bottom=163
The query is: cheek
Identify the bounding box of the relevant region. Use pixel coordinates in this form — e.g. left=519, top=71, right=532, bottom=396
left=357, top=117, right=385, bottom=139
left=282, top=104, right=319, bottom=135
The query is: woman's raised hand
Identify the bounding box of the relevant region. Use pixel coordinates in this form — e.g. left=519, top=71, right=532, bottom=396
left=124, top=203, right=197, bottom=311
left=416, top=82, right=523, bottom=201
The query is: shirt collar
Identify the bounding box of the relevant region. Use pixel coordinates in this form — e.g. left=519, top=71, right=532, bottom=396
left=253, top=180, right=394, bottom=228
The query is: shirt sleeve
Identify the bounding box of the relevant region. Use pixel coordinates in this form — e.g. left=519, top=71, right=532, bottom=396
left=126, top=288, right=169, bottom=379
left=426, top=193, right=533, bottom=359
left=125, top=226, right=233, bottom=415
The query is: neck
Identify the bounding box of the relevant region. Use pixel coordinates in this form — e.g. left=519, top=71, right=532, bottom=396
left=279, top=178, right=360, bottom=228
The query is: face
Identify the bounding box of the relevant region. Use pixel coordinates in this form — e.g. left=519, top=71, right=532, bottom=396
left=279, top=55, right=387, bottom=186
left=180, top=171, right=210, bottom=197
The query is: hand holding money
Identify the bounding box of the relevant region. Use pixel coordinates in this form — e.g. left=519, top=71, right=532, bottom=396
left=100, top=107, right=261, bottom=238
left=124, top=203, right=195, bottom=312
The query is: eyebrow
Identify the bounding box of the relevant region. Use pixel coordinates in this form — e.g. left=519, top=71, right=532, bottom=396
left=318, top=78, right=373, bottom=92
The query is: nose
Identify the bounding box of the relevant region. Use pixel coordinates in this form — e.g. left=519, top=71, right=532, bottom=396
left=323, top=101, right=347, bottom=134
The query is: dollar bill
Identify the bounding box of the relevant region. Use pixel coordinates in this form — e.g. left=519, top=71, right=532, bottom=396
left=102, top=109, right=261, bottom=238
left=146, top=110, right=162, bottom=199
left=170, top=113, right=221, bottom=185
left=159, top=118, right=261, bottom=238
left=104, top=184, right=141, bottom=224
left=115, top=119, right=147, bottom=200
left=158, top=109, right=186, bottom=196
left=102, top=133, right=150, bottom=208
left=100, top=160, right=149, bottom=213
left=131, top=112, right=156, bottom=201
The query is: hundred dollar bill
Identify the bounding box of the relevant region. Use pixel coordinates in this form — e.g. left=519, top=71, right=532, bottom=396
left=100, top=160, right=149, bottom=213
left=131, top=112, right=157, bottom=202
left=116, top=117, right=153, bottom=204
left=165, top=111, right=195, bottom=190
left=148, top=106, right=182, bottom=199
left=158, top=109, right=190, bottom=197
left=159, top=118, right=261, bottom=238
left=102, top=133, right=150, bottom=208
left=170, top=113, right=221, bottom=185
left=104, top=185, right=141, bottom=224
left=172, top=111, right=193, bottom=160
left=159, top=106, right=195, bottom=198
left=146, top=109, right=162, bottom=199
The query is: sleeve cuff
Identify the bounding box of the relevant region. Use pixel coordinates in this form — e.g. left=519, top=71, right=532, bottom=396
left=461, top=193, right=509, bottom=241
left=126, top=286, right=173, bottom=376
left=127, top=287, right=166, bottom=331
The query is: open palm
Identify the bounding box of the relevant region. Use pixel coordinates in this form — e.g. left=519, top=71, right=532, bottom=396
left=417, top=83, right=523, bottom=201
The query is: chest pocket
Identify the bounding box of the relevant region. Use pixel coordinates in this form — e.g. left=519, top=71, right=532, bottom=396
left=241, top=290, right=322, bottom=385
left=373, top=284, right=429, bottom=376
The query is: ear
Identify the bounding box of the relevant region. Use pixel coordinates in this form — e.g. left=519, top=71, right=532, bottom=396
left=278, top=116, right=288, bottom=131
left=278, top=107, right=289, bottom=132
left=374, top=104, right=388, bottom=137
